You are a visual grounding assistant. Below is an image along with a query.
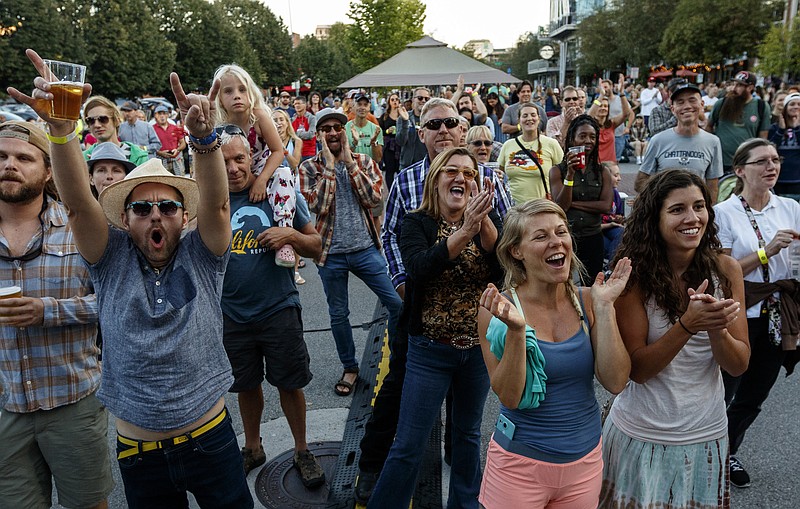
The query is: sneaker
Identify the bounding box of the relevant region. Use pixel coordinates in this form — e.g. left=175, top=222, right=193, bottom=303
left=294, top=449, right=325, bottom=488
left=353, top=470, right=379, bottom=504
left=241, top=439, right=266, bottom=475
left=729, top=456, right=751, bottom=488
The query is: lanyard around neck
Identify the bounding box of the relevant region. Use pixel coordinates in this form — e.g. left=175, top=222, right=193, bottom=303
left=738, top=194, right=770, bottom=282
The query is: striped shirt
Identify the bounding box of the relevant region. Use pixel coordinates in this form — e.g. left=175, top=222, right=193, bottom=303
left=299, top=152, right=383, bottom=266
left=381, top=156, right=515, bottom=289
left=0, top=197, right=100, bottom=413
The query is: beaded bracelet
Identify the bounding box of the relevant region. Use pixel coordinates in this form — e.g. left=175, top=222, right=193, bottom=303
left=188, top=136, right=222, bottom=154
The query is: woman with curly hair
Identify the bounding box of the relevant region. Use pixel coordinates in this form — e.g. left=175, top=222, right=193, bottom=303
left=599, top=169, right=750, bottom=509
left=550, top=114, right=613, bottom=285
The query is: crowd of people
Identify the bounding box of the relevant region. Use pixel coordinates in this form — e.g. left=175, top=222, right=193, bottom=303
left=1, top=46, right=799, bottom=509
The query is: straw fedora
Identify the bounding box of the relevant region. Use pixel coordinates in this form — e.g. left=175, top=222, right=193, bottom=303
left=98, top=158, right=199, bottom=229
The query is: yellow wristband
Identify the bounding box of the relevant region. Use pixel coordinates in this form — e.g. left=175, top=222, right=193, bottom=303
left=45, top=129, right=77, bottom=145
left=593, top=99, right=602, bottom=106
left=563, top=179, right=574, bottom=187
left=757, top=248, right=769, bottom=265
left=517, top=123, right=521, bottom=131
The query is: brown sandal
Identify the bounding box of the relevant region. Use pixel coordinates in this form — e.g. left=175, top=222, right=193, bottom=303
left=334, top=367, right=359, bottom=396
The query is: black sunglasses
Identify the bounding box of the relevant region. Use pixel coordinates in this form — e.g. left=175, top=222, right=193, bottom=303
left=415, top=95, right=431, bottom=102
left=318, top=124, right=345, bottom=134
left=422, top=117, right=460, bottom=130
left=214, top=124, right=247, bottom=138
left=562, top=97, right=579, bottom=102
left=85, top=115, right=110, bottom=125
left=470, top=140, right=493, bottom=147
left=127, top=200, right=184, bottom=217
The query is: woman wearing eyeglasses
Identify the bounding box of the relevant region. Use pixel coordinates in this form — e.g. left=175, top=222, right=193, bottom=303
left=714, top=138, right=800, bottom=488
left=368, top=147, right=502, bottom=509
left=466, top=125, right=501, bottom=164
left=498, top=102, right=564, bottom=204
left=768, top=92, right=800, bottom=202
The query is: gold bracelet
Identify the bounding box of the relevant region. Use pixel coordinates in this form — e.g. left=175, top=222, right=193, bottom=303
left=45, top=129, right=77, bottom=145
left=563, top=179, right=574, bottom=187
left=757, top=248, right=769, bottom=265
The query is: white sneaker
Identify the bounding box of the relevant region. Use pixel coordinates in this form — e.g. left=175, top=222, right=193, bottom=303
left=636, top=156, right=642, bottom=164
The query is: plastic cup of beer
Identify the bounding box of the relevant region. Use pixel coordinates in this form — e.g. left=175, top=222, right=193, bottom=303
left=0, top=286, right=22, bottom=299
left=568, top=145, right=586, bottom=170
left=42, top=60, right=86, bottom=121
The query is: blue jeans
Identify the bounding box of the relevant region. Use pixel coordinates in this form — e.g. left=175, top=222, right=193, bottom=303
left=367, top=335, right=490, bottom=509
left=603, top=226, right=624, bottom=263
left=614, top=134, right=626, bottom=161
left=317, top=246, right=402, bottom=370
left=116, top=413, right=253, bottom=509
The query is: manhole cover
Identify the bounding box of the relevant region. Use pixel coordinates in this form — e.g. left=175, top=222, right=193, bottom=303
left=255, top=441, right=341, bottom=508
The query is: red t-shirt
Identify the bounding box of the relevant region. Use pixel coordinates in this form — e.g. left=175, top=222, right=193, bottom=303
left=154, top=123, right=185, bottom=151
left=599, top=126, right=617, bottom=163
left=291, top=114, right=317, bottom=158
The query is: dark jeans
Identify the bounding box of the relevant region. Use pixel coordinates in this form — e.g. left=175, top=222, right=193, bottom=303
left=724, top=316, right=786, bottom=456
left=359, top=329, right=409, bottom=473
left=116, top=413, right=253, bottom=509
left=575, top=231, right=605, bottom=286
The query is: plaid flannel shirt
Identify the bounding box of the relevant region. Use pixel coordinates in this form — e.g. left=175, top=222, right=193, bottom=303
left=381, top=156, right=514, bottom=290
left=0, top=197, right=99, bottom=413
left=299, top=152, right=383, bottom=265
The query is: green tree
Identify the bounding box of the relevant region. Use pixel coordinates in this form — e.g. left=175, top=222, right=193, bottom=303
left=507, top=32, right=542, bottom=80
left=294, top=35, right=355, bottom=90
left=218, top=0, right=294, bottom=86
left=757, top=21, right=800, bottom=80
left=615, top=0, right=674, bottom=69
left=149, top=0, right=260, bottom=95
left=83, top=0, right=176, bottom=98
left=346, top=0, right=426, bottom=72
left=577, top=8, right=625, bottom=76
left=0, top=0, right=90, bottom=95
left=660, top=0, right=779, bottom=64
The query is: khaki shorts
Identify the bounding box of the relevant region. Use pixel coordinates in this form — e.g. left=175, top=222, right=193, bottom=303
left=0, top=392, right=113, bottom=509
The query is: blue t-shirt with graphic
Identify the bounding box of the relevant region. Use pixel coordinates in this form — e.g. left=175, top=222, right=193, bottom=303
left=222, top=189, right=311, bottom=323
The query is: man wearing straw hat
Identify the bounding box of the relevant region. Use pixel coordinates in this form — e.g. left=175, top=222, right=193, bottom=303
left=8, top=49, right=253, bottom=508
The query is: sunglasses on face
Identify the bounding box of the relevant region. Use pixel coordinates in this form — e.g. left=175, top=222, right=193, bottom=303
left=442, top=166, right=477, bottom=181
left=85, top=115, right=110, bottom=125
left=126, top=200, right=184, bottom=217
left=422, top=117, right=460, bottom=130
left=415, top=96, right=431, bottom=102
left=214, top=124, right=247, bottom=137
left=470, top=140, right=493, bottom=147
left=317, top=124, right=345, bottom=134
left=562, top=97, right=579, bottom=102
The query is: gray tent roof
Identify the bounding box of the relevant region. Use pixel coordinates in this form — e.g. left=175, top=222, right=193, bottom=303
left=339, top=36, right=520, bottom=88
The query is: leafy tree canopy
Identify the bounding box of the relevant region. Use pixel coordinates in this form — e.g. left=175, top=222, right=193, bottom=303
left=346, top=0, right=426, bottom=72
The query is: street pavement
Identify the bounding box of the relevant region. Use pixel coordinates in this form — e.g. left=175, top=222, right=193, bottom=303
left=55, top=161, right=799, bottom=507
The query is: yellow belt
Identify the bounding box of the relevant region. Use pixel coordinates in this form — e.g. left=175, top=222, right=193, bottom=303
left=117, top=408, right=227, bottom=460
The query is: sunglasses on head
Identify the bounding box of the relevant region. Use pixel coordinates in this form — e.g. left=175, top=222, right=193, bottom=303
left=442, top=165, right=477, bottom=181
left=214, top=124, right=247, bottom=138
left=415, top=95, right=431, bottom=102
left=85, top=115, right=110, bottom=125
left=318, top=124, right=345, bottom=134
left=470, top=140, right=492, bottom=147
left=422, top=117, right=460, bottom=130
left=126, top=200, right=184, bottom=217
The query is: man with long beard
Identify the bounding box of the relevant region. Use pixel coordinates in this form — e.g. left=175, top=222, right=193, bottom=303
left=706, top=71, right=771, bottom=174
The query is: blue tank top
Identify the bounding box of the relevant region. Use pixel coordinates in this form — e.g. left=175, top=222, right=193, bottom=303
left=500, top=290, right=601, bottom=458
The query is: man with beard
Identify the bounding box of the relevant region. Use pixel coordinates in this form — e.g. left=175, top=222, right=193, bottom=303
left=9, top=51, right=253, bottom=508
left=0, top=121, right=112, bottom=509
left=298, top=108, right=402, bottom=399
left=707, top=71, right=771, bottom=173
left=82, top=96, right=149, bottom=166
left=353, top=98, right=513, bottom=503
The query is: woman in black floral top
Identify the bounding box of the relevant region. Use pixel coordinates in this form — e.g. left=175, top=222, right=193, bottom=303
left=367, top=147, right=503, bottom=509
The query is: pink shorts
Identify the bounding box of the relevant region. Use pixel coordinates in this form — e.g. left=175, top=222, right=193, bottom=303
left=479, top=435, right=603, bottom=509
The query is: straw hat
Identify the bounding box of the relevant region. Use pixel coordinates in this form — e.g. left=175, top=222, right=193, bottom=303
left=98, top=158, right=198, bottom=229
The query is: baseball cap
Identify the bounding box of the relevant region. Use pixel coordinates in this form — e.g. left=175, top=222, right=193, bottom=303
left=733, top=71, right=756, bottom=86
left=154, top=105, right=169, bottom=113
left=0, top=121, right=49, bottom=157
left=314, top=108, right=348, bottom=128
left=353, top=93, right=370, bottom=103
left=784, top=93, right=800, bottom=108
left=666, top=78, right=688, bottom=93
left=120, top=101, right=139, bottom=111
left=670, top=82, right=702, bottom=102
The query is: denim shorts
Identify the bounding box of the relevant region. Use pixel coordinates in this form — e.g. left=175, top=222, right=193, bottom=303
left=223, top=306, right=312, bottom=391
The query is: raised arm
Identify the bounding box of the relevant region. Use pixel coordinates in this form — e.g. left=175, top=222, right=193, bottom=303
left=8, top=49, right=108, bottom=263
left=171, top=73, right=230, bottom=256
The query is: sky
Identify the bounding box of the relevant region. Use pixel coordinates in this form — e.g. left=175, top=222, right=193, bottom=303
left=265, top=0, right=551, bottom=50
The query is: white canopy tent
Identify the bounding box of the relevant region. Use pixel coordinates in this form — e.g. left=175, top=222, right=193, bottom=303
left=338, top=36, right=520, bottom=88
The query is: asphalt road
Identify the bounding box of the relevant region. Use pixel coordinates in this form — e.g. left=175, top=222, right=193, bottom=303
left=55, top=162, right=799, bottom=507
